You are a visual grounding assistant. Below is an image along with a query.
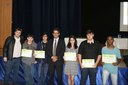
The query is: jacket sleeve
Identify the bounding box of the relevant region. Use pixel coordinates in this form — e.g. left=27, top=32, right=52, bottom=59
left=46, top=40, right=52, bottom=62
left=56, top=39, right=65, bottom=60
left=3, top=36, right=11, bottom=57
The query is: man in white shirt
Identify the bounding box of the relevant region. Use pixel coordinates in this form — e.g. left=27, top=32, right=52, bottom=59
left=3, top=28, right=23, bottom=85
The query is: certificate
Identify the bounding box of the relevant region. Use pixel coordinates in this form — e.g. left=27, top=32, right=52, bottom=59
left=82, top=59, right=95, bottom=68
left=34, top=50, right=45, bottom=58
left=64, top=52, right=76, bottom=61
left=21, top=49, right=32, bottom=58
left=102, top=54, right=116, bottom=63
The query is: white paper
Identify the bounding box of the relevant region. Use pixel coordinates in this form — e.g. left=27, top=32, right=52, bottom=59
left=21, top=49, right=32, bottom=58
left=34, top=50, right=45, bottom=58
left=82, top=59, right=95, bottom=68
left=102, top=54, right=116, bottom=63
left=64, top=52, right=76, bottom=61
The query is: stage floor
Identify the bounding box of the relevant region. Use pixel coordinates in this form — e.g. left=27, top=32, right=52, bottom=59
left=0, top=57, right=128, bottom=85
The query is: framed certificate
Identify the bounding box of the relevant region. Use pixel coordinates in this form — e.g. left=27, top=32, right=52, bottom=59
left=102, top=54, right=116, bottom=63
left=64, top=52, right=76, bottom=61
left=82, top=59, right=95, bottom=68
left=21, top=49, right=32, bottom=58
left=34, top=50, right=45, bottom=58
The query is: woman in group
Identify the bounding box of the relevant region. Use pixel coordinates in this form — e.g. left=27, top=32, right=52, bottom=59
left=102, top=35, right=121, bottom=85
left=64, top=35, right=78, bottom=85
left=22, top=34, right=37, bottom=85
left=36, top=33, right=49, bottom=85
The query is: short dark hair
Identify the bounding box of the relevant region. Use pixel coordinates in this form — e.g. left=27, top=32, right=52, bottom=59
left=107, top=35, right=114, bottom=40
left=15, top=28, right=22, bottom=32
left=27, top=34, right=34, bottom=38
left=42, top=33, right=48, bottom=37
left=52, top=27, right=60, bottom=33
left=86, top=29, right=94, bottom=35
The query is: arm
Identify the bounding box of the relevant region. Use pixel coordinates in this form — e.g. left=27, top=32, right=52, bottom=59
left=94, top=55, right=102, bottom=68
left=113, top=58, right=121, bottom=66
left=3, top=37, right=11, bottom=61
left=94, top=42, right=102, bottom=67
left=37, top=42, right=42, bottom=50
left=113, top=48, right=122, bottom=66
left=77, top=42, right=84, bottom=68
left=46, top=40, right=53, bottom=62
left=56, top=40, right=65, bottom=60
left=78, top=54, right=83, bottom=68
left=101, top=48, right=105, bottom=65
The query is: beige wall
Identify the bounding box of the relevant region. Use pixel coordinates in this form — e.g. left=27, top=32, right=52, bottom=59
left=0, top=0, right=12, bottom=56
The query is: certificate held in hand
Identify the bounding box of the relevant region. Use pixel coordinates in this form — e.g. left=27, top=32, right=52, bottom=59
left=21, top=49, right=32, bottom=58
left=102, top=54, right=116, bottom=63
left=34, top=50, right=45, bottom=59
left=82, top=59, right=95, bottom=68
left=64, top=52, right=76, bottom=61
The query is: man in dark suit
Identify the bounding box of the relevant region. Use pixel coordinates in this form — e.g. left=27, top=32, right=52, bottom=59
left=46, top=28, right=65, bottom=85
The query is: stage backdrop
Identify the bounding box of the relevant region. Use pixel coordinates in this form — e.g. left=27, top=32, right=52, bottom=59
left=12, top=0, right=81, bottom=42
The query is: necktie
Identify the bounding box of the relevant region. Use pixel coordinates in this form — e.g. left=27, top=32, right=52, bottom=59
left=53, top=39, right=57, bottom=56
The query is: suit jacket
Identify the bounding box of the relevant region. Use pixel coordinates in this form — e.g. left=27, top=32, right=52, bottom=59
left=46, top=38, right=65, bottom=63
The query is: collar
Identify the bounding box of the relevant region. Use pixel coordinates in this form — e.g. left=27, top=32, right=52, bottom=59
left=14, top=36, right=20, bottom=40
left=87, top=39, right=94, bottom=44
left=54, top=37, right=59, bottom=41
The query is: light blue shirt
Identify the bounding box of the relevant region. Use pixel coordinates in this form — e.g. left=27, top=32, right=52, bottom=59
left=102, top=46, right=121, bottom=74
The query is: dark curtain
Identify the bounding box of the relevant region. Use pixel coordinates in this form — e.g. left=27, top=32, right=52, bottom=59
left=81, top=0, right=128, bottom=43
left=12, top=0, right=81, bottom=42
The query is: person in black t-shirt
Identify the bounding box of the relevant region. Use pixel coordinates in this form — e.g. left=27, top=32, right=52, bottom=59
left=78, top=30, right=102, bottom=85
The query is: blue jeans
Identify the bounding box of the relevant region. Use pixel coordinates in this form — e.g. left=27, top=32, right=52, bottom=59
left=38, top=62, right=48, bottom=85
left=80, top=68, right=97, bottom=85
left=22, top=62, right=34, bottom=85
left=4, top=58, right=20, bottom=85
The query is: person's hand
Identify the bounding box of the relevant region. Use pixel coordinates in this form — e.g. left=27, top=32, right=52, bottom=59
left=3, top=57, right=7, bottom=62
left=52, top=56, right=58, bottom=62
left=112, top=62, right=118, bottom=66
left=80, top=64, right=84, bottom=68
left=93, top=63, right=98, bottom=68
left=63, top=56, right=66, bottom=61
left=34, top=61, right=37, bottom=64
left=33, top=53, right=37, bottom=57
left=101, top=62, right=105, bottom=65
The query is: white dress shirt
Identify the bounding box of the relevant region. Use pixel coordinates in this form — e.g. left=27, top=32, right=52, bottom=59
left=13, top=36, right=21, bottom=58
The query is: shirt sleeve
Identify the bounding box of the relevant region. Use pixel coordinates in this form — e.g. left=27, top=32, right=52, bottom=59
left=116, top=48, right=121, bottom=59
left=101, top=47, right=104, bottom=54
left=78, top=42, right=83, bottom=55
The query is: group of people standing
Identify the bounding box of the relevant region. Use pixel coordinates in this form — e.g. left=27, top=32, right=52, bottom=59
left=3, top=27, right=121, bottom=85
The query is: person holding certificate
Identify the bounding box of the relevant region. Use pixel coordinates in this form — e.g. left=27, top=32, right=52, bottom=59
left=102, top=36, right=121, bottom=85
left=78, top=30, right=101, bottom=85
left=3, top=28, right=23, bottom=85
left=64, top=35, right=78, bottom=85
left=36, top=33, right=49, bottom=85
left=46, top=28, right=65, bottom=85
left=22, top=34, right=37, bottom=85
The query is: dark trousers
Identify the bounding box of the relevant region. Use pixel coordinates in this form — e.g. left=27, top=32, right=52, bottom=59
left=38, top=62, right=48, bottom=85
left=48, top=61, right=63, bottom=85
left=80, top=68, right=97, bottom=85
left=4, top=58, right=20, bottom=85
